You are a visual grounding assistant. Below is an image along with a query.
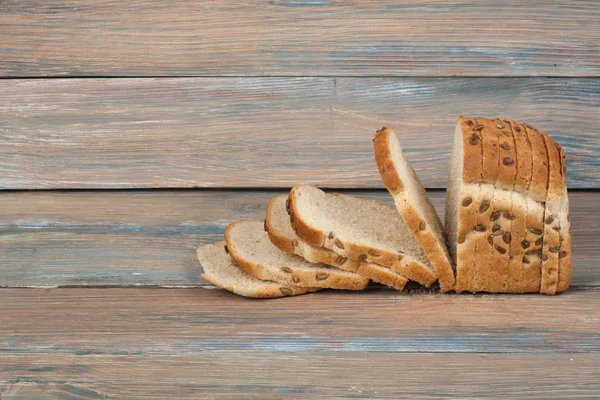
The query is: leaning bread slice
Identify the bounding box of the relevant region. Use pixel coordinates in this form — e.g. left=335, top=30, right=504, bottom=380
left=197, top=242, right=318, bottom=298
left=266, top=194, right=408, bottom=290
left=288, top=185, right=437, bottom=287
left=226, top=220, right=369, bottom=290
left=373, top=127, right=455, bottom=293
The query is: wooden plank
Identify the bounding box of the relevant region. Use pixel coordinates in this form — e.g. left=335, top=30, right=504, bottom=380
left=0, top=1, right=599, bottom=77
left=0, top=190, right=597, bottom=288
left=1, top=288, right=599, bottom=355
left=1, top=78, right=599, bottom=189
left=2, top=352, right=599, bottom=399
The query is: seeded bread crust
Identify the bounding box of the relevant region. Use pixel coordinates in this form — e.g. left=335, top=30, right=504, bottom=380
left=556, top=145, right=572, bottom=293
left=510, top=120, right=534, bottom=196
left=526, top=125, right=550, bottom=203
left=504, top=120, right=536, bottom=292
left=453, top=117, right=484, bottom=293
left=540, top=134, right=563, bottom=294
left=197, top=242, right=318, bottom=298
left=460, top=117, right=499, bottom=292
left=373, top=127, right=454, bottom=292
left=473, top=118, right=514, bottom=293
left=265, top=195, right=361, bottom=272
left=487, top=118, right=518, bottom=292
left=493, top=119, right=521, bottom=292
left=225, top=220, right=370, bottom=290
left=521, top=123, right=549, bottom=292
left=288, top=186, right=437, bottom=287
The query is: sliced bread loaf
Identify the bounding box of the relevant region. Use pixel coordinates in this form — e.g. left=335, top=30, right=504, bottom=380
left=197, top=242, right=317, bottom=298
left=225, top=220, right=370, bottom=290
left=447, top=117, right=556, bottom=293
left=373, top=127, right=454, bottom=292
left=265, top=194, right=409, bottom=291
left=288, top=185, right=437, bottom=287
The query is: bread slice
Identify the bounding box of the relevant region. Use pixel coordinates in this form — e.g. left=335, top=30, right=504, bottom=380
left=470, top=117, right=509, bottom=293
left=288, top=185, right=437, bottom=287
left=540, top=133, right=563, bottom=294
left=493, top=119, right=519, bottom=292
left=513, top=122, right=547, bottom=292
left=373, top=127, right=455, bottom=292
left=446, top=117, right=484, bottom=293
left=266, top=195, right=360, bottom=272
left=265, top=194, right=408, bottom=291
left=482, top=118, right=519, bottom=292
left=505, top=120, right=533, bottom=292
left=197, top=242, right=317, bottom=298
left=556, top=144, right=572, bottom=293
left=225, top=220, right=370, bottom=290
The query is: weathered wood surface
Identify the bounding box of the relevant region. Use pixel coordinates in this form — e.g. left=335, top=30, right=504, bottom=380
left=1, top=1, right=599, bottom=77
left=1, top=288, right=599, bottom=354
left=1, top=190, right=598, bottom=288
left=1, top=288, right=599, bottom=398
left=2, top=353, right=598, bottom=399
left=2, top=77, right=599, bottom=189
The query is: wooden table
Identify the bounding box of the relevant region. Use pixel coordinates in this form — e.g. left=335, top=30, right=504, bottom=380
left=1, top=1, right=599, bottom=398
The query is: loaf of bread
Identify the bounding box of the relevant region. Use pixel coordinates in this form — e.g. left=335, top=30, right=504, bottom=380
left=445, top=117, right=571, bottom=294
left=198, top=115, right=571, bottom=297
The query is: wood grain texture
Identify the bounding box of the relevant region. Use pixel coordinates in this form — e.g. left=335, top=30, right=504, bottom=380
left=1, top=77, right=599, bottom=189
left=1, top=0, right=599, bottom=77
left=0, top=190, right=597, bottom=288
left=1, top=288, right=599, bottom=355
left=2, top=352, right=599, bottom=399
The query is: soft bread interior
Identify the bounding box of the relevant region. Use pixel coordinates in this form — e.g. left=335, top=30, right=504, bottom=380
left=228, top=220, right=363, bottom=276
left=197, top=242, right=281, bottom=296
left=269, top=195, right=299, bottom=241
left=292, top=186, right=430, bottom=265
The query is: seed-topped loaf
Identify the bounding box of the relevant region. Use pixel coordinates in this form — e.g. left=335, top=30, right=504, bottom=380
left=288, top=185, right=437, bottom=287
left=446, top=117, right=569, bottom=293
left=265, top=194, right=409, bottom=291
left=373, top=127, right=455, bottom=292
left=225, top=220, right=370, bottom=290
left=197, top=242, right=318, bottom=298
